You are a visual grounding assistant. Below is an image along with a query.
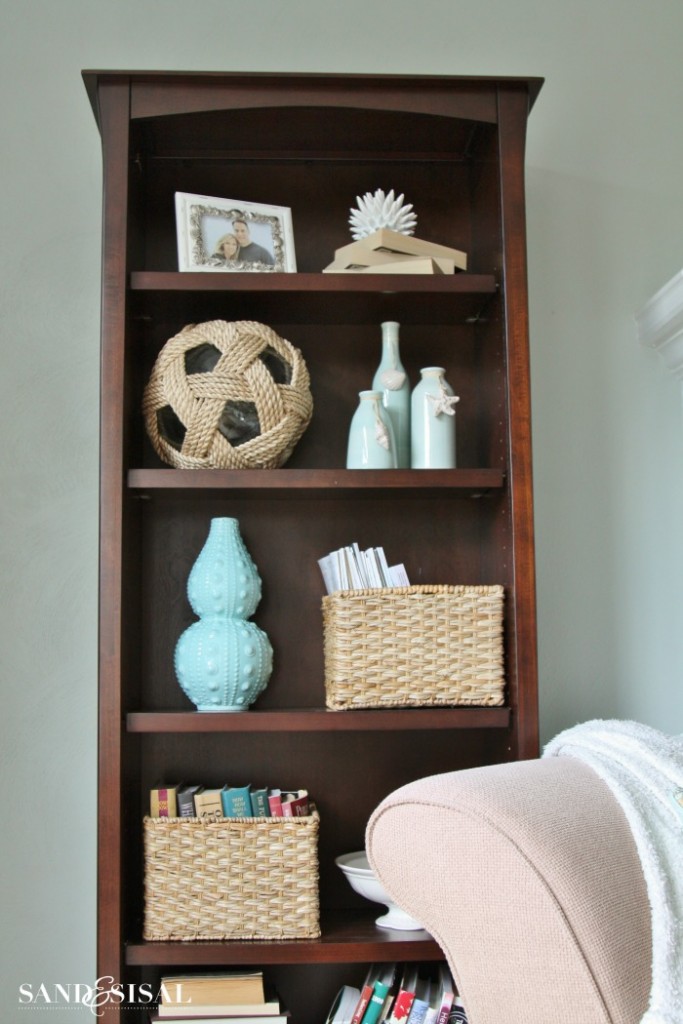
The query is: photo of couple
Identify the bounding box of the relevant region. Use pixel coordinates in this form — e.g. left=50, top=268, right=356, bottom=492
left=175, top=192, right=297, bottom=273
left=209, top=217, right=275, bottom=267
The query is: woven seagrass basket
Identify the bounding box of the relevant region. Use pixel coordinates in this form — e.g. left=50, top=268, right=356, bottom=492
left=323, top=585, right=505, bottom=709
left=143, top=810, right=320, bottom=941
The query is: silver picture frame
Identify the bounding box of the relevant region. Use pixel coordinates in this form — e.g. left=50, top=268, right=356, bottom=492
left=175, top=191, right=297, bottom=273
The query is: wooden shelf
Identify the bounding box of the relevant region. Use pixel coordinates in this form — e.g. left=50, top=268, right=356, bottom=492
left=129, top=272, right=497, bottom=325
left=127, top=706, right=511, bottom=733
left=126, top=911, right=442, bottom=966
left=127, top=468, right=505, bottom=497
left=131, top=271, right=496, bottom=294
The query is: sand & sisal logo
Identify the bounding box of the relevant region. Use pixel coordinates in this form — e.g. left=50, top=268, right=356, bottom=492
left=18, top=978, right=189, bottom=1016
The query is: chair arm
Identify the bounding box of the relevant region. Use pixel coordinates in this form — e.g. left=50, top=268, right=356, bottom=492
left=366, top=757, right=650, bottom=1024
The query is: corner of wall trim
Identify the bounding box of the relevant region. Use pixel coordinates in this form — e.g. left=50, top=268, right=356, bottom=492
left=635, top=268, right=683, bottom=381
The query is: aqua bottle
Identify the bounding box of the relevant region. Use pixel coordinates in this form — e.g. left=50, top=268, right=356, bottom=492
left=411, top=367, right=459, bottom=468
left=346, top=390, right=397, bottom=469
left=174, top=517, right=273, bottom=711
left=372, top=321, right=410, bottom=468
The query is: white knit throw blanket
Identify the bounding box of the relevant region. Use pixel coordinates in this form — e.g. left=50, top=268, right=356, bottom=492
left=544, top=719, right=683, bottom=1024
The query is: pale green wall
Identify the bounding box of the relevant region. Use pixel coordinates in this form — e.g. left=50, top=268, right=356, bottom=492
left=1, top=0, right=682, bottom=1016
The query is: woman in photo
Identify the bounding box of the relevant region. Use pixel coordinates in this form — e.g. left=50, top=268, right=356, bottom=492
left=211, top=232, right=241, bottom=265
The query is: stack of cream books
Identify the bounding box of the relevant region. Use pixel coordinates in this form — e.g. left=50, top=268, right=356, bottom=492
left=323, top=227, right=467, bottom=275
left=151, top=970, right=288, bottom=1023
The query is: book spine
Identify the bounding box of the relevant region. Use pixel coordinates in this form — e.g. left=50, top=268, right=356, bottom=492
left=361, top=982, right=391, bottom=1024
left=446, top=1001, right=468, bottom=1024
left=435, top=988, right=454, bottom=1024
left=281, top=790, right=310, bottom=817
left=268, top=789, right=284, bottom=816
left=150, top=785, right=178, bottom=818
left=388, top=991, right=416, bottom=1024
left=176, top=786, right=199, bottom=818
left=406, top=999, right=430, bottom=1024
left=221, top=785, right=253, bottom=818
left=193, top=789, right=224, bottom=820
left=377, top=991, right=395, bottom=1024
left=350, top=984, right=375, bottom=1024
left=250, top=787, right=270, bottom=816
left=435, top=996, right=454, bottom=1024
left=190, top=786, right=204, bottom=815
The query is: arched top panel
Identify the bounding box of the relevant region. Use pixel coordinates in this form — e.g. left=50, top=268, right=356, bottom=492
left=83, top=71, right=543, bottom=140
left=137, top=104, right=486, bottom=162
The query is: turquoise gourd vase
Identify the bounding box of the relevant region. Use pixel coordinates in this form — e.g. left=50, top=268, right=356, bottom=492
left=174, top=517, right=273, bottom=711
left=411, top=367, right=460, bottom=468
left=372, top=321, right=410, bottom=468
left=346, top=390, right=397, bottom=469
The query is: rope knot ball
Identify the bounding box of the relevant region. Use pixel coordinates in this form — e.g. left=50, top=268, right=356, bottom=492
left=143, top=320, right=313, bottom=469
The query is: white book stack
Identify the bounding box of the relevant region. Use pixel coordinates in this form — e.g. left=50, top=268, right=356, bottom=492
left=318, top=544, right=410, bottom=594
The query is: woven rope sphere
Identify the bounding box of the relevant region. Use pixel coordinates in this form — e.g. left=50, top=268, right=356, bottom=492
left=143, top=320, right=313, bottom=470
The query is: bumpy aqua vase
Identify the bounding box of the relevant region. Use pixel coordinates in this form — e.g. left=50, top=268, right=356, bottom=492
left=174, top=517, right=273, bottom=711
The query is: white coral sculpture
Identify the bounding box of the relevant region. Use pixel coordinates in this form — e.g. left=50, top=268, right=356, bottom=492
left=349, top=189, right=417, bottom=241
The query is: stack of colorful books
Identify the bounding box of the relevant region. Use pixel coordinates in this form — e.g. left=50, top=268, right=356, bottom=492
left=149, top=783, right=311, bottom=819
left=325, top=964, right=468, bottom=1024
left=150, top=971, right=289, bottom=1024
left=322, top=228, right=468, bottom=275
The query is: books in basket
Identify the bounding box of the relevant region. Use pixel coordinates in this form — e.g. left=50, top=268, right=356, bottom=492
left=221, top=784, right=253, bottom=818
left=150, top=783, right=180, bottom=818
left=193, top=788, right=225, bottom=820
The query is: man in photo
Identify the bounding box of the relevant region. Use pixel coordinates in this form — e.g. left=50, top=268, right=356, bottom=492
left=232, top=217, right=275, bottom=266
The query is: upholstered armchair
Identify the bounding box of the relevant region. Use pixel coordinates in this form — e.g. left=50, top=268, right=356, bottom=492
left=366, top=756, right=652, bottom=1024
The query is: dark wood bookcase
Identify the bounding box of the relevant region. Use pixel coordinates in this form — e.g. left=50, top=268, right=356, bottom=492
left=84, top=70, right=542, bottom=1022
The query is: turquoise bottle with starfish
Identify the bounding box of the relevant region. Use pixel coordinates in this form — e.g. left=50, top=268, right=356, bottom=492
left=410, top=367, right=460, bottom=468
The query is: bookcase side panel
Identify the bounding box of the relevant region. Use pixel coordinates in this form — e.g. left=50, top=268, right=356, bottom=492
left=96, top=75, right=133, bottom=985
left=497, top=86, right=539, bottom=759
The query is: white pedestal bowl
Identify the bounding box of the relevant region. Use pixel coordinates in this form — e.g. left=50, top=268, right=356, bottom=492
left=335, top=851, right=424, bottom=931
